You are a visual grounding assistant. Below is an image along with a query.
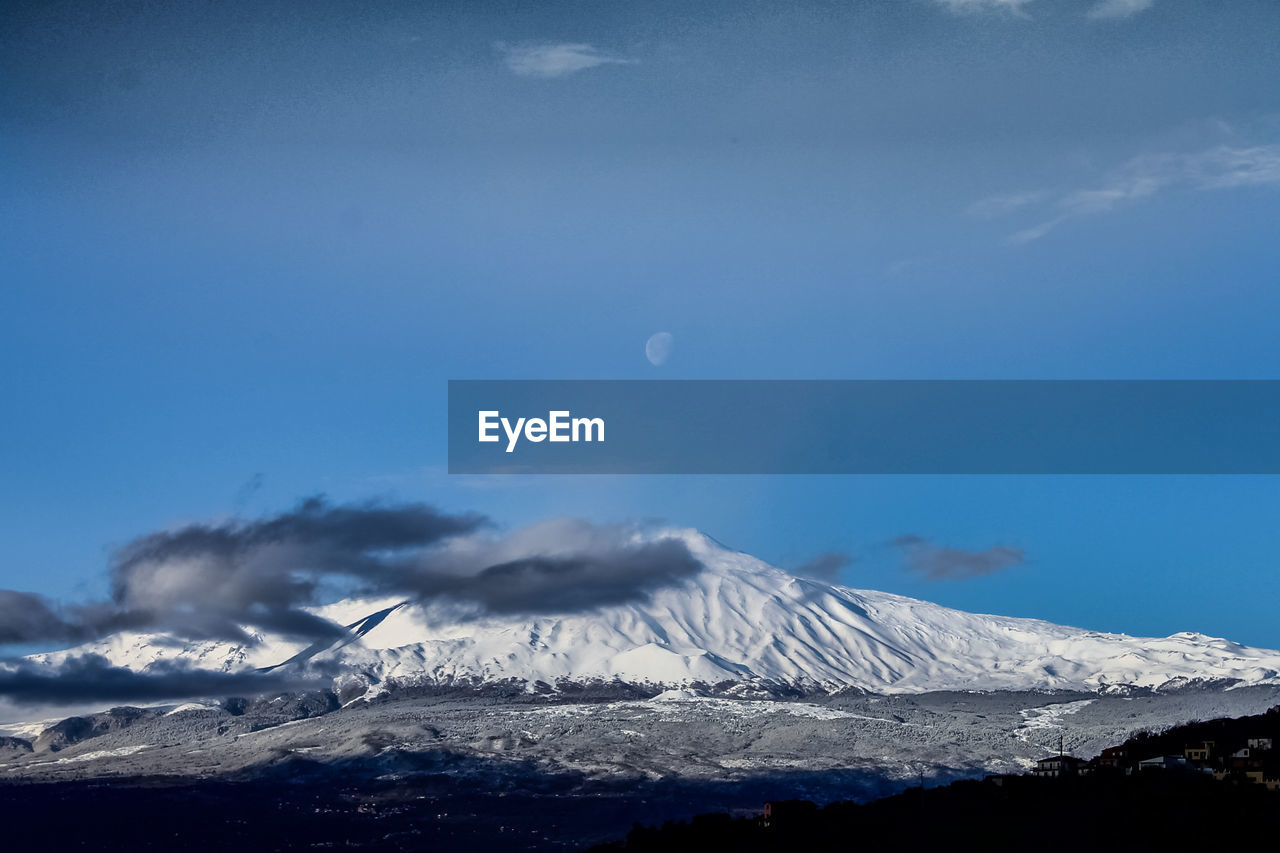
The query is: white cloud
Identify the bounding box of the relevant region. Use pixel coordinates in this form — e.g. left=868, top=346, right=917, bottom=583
left=966, top=191, right=1048, bottom=219
left=934, top=0, right=1157, bottom=19
left=1193, top=145, right=1280, bottom=189
left=1087, top=0, right=1155, bottom=20
left=980, top=144, right=1280, bottom=244
left=933, top=0, right=1036, bottom=14
left=496, top=42, right=635, bottom=79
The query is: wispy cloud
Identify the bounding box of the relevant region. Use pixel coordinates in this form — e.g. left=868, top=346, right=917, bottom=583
left=496, top=42, right=635, bottom=79
left=966, top=191, right=1048, bottom=219
left=933, top=0, right=1035, bottom=15
left=793, top=552, right=853, bottom=583
left=0, top=654, right=329, bottom=705
left=893, top=535, right=1025, bottom=580
left=973, top=144, right=1280, bottom=244
left=935, top=0, right=1157, bottom=19
left=1087, top=0, right=1155, bottom=20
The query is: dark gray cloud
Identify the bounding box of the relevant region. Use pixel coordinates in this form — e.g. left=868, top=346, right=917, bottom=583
left=0, top=591, right=86, bottom=645
left=110, top=508, right=702, bottom=622
left=111, top=496, right=486, bottom=598
left=0, top=654, right=328, bottom=705
left=893, top=535, right=1025, bottom=580
left=419, top=539, right=703, bottom=615
left=103, top=496, right=489, bottom=641
left=0, top=498, right=486, bottom=647
left=378, top=518, right=705, bottom=616
left=0, top=503, right=705, bottom=653
left=793, top=552, right=853, bottom=584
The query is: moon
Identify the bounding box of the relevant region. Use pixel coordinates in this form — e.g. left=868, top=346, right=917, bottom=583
left=645, top=332, right=674, bottom=366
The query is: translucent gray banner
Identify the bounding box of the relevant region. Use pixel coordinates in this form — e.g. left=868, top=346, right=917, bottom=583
left=447, top=380, right=1280, bottom=474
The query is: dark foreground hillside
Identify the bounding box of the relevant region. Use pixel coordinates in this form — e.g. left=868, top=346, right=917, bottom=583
left=596, top=702, right=1280, bottom=852
left=594, top=773, right=1279, bottom=852
left=0, top=759, right=886, bottom=853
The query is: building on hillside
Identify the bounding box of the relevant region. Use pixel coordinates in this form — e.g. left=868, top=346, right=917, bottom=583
left=1098, top=746, right=1129, bottom=769
left=1138, top=755, right=1191, bottom=772
left=1246, top=737, right=1273, bottom=752
left=1184, top=741, right=1214, bottom=762
left=1033, top=755, right=1087, bottom=778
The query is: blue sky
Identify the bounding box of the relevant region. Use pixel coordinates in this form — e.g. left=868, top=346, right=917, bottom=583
left=3, top=1, right=1280, bottom=646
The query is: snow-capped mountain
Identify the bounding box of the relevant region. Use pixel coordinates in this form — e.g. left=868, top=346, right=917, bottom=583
left=34, top=530, right=1280, bottom=695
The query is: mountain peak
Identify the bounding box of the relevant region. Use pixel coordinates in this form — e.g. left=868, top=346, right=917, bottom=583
left=29, top=531, right=1280, bottom=698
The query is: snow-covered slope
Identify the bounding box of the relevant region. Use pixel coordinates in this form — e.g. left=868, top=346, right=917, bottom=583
left=33, top=530, right=1280, bottom=694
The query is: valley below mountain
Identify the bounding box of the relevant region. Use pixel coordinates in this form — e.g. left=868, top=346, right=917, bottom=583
left=6, top=530, right=1280, bottom=849
left=4, top=684, right=1280, bottom=850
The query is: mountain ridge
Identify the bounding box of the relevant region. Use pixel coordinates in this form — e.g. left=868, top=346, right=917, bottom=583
left=29, top=530, right=1280, bottom=697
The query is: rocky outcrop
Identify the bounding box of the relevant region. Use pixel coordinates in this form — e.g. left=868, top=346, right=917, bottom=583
left=33, top=706, right=154, bottom=753
left=0, top=736, right=33, bottom=758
